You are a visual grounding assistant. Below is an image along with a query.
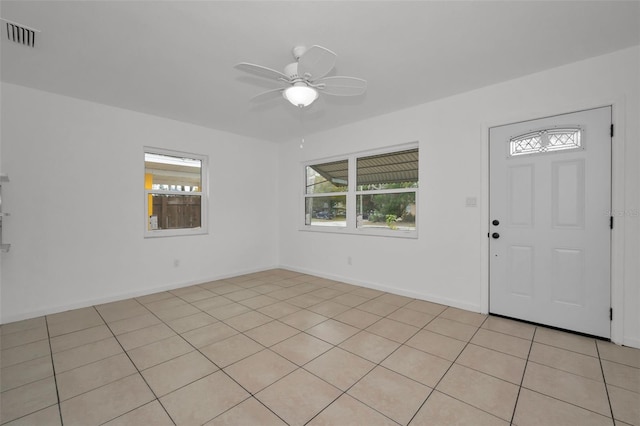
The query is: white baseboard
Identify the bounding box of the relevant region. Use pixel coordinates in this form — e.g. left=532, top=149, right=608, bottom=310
left=6, top=263, right=637, bottom=351
left=622, top=336, right=640, bottom=350
left=1, top=264, right=279, bottom=324
left=279, top=263, right=482, bottom=313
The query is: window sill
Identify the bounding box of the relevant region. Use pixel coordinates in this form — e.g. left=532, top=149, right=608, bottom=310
left=299, top=225, right=418, bottom=239
left=144, top=228, right=208, bottom=238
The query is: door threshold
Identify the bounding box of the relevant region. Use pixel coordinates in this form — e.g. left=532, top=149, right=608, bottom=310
left=489, top=313, right=611, bottom=342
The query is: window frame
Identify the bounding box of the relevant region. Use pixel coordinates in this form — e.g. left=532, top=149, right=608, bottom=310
left=143, top=147, right=209, bottom=238
left=301, top=143, right=418, bottom=238
left=304, top=157, right=349, bottom=228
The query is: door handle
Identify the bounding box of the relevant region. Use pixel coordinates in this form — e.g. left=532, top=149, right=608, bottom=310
left=492, top=220, right=500, bottom=226
left=492, top=233, right=500, bottom=239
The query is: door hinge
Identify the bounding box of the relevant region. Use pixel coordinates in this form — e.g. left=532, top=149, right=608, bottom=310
left=610, top=216, right=614, bottom=229
left=610, top=308, right=613, bottom=321
left=610, top=124, right=614, bottom=138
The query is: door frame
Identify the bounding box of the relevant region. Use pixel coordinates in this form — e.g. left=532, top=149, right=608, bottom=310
left=480, top=99, right=626, bottom=345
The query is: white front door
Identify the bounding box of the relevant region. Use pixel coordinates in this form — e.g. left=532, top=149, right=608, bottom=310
left=489, top=106, right=611, bottom=338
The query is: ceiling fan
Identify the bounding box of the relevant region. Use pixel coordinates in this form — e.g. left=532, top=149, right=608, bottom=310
left=234, top=45, right=367, bottom=108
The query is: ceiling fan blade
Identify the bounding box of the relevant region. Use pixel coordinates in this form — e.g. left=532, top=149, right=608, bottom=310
left=297, top=45, right=336, bottom=80
left=249, top=87, right=285, bottom=102
left=315, top=76, right=367, bottom=96
left=234, top=62, right=289, bottom=81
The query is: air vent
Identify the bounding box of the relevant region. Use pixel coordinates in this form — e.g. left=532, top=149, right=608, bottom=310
left=2, top=18, right=39, bottom=48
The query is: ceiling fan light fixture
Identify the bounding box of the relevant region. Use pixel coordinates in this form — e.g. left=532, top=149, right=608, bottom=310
left=283, top=85, right=318, bottom=108
left=236, top=45, right=366, bottom=107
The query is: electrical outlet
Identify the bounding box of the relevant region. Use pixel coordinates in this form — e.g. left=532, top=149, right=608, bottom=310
left=347, top=256, right=352, bottom=265
left=173, top=259, right=180, bottom=268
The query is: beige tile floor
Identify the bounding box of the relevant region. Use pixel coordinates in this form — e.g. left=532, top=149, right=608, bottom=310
left=1, top=269, right=639, bottom=425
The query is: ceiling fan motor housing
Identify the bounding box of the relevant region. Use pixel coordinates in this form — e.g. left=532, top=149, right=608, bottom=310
left=284, top=62, right=302, bottom=80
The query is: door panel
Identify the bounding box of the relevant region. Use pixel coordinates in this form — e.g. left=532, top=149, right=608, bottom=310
left=552, top=160, right=585, bottom=228
left=489, top=107, right=611, bottom=338
left=508, top=165, right=534, bottom=227
left=507, top=246, right=534, bottom=297
left=551, top=248, right=584, bottom=306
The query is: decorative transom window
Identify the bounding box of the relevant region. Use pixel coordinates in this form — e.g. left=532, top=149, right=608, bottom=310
left=510, top=128, right=582, bottom=156
left=304, top=145, right=418, bottom=236
left=144, top=148, right=208, bottom=238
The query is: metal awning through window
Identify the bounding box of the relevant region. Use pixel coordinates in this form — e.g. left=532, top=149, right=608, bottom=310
left=356, top=148, right=418, bottom=186
left=311, top=148, right=418, bottom=187
left=311, top=159, right=349, bottom=187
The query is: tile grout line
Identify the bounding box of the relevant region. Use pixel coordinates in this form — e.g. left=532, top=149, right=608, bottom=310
left=405, top=313, right=503, bottom=425
left=305, top=304, right=482, bottom=425
left=7, top=302, right=436, bottom=424
left=174, top=348, right=287, bottom=423
left=508, top=325, right=537, bottom=425
left=44, top=314, right=64, bottom=426
left=217, top=288, right=358, bottom=424
left=514, top=347, right=619, bottom=422
left=10, top=272, right=630, bottom=425
left=197, top=276, right=356, bottom=425
left=514, top=329, right=620, bottom=423
left=595, top=341, right=617, bottom=424
left=153, top=280, right=299, bottom=425
left=0, top=348, right=54, bottom=393
left=202, top=286, right=409, bottom=425
left=119, top=295, right=283, bottom=425
left=122, top=297, right=268, bottom=424
left=4, top=281, right=467, bottom=424
left=306, top=303, right=492, bottom=424
left=93, top=306, right=178, bottom=426
left=335, top=301, right=441, bottom=425
left=299, top=303, right=410, bottom=426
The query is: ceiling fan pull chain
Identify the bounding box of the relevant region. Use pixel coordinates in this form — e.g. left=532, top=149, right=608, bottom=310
left=299, top=107, right=305, bottom=149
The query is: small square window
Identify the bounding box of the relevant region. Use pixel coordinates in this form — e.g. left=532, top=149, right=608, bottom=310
left=144, top=149, right=208, bottom=237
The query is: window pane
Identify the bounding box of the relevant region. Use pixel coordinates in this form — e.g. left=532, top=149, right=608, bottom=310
left=357, top=148, right=418, bottom=191
left=305, top=196, right=347, bottom=227
left=357, top=193, right=416, bottom=230
left=149, top=194, right=201, bottom=230
left=145, top=152, right=202, bottom=191
left=306, top=160, right=348, bottom=194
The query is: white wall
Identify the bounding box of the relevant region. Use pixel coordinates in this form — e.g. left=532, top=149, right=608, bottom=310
left=278, top=46, right=640, bottom=348
left=1, top=47, right=638, bottom=348
left=0, top=83, right=279, bottom=322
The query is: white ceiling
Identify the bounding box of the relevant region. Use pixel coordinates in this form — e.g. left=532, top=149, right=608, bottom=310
left=1, top=1, right=639, bottom=143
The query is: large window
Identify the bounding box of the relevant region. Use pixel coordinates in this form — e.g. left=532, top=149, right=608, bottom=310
left=304, top=145, right=418, bottom=236
left=144, top=148, right=208, bottom=237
